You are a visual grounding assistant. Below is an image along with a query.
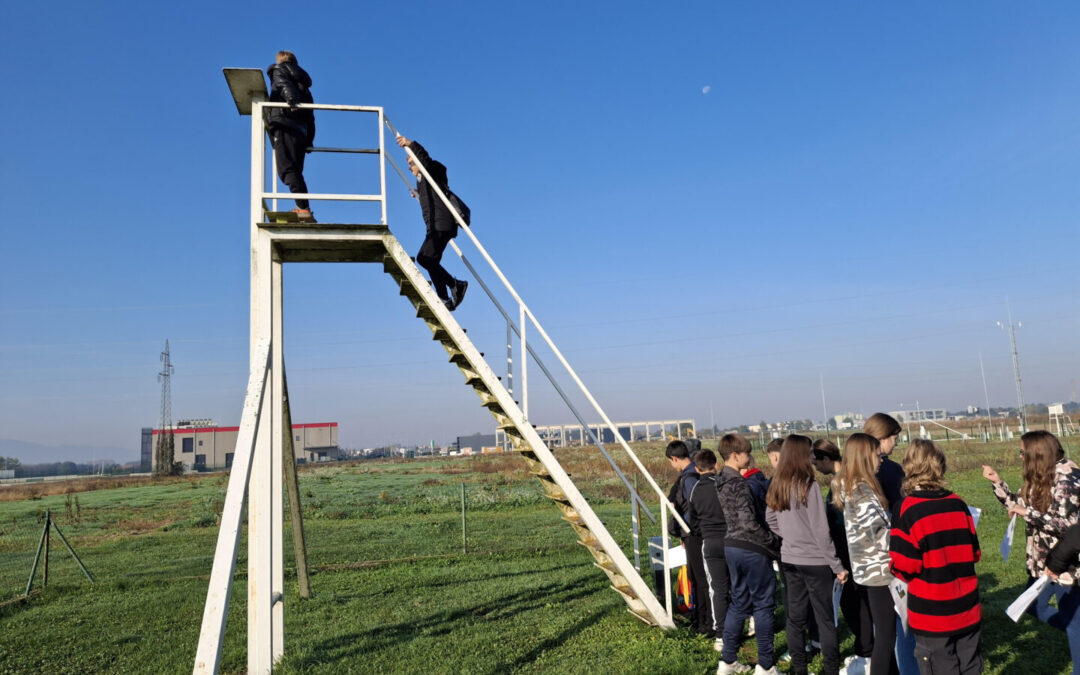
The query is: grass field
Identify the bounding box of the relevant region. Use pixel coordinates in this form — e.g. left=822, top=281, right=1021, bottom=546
left=0, top=439, right=1075, bottom=674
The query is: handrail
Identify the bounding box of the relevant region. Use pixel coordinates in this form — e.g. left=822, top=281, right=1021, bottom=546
left=455, top=250, right=656, bottom=522
left=385, top=116, right=688, bottom=534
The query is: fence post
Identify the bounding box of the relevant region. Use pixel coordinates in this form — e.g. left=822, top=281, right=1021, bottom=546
left=43, top=510, right=50, bottom=588
left=25, top=513, right=49, bottom=596
left=461, top=483, right=468, bottom=554
left=631, top=474, right=641, bottom=572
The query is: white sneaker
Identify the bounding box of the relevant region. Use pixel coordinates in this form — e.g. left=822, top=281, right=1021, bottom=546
left=714, top=637, right=724, bottom=652
left=717, top=660, right=753, bottom=674
left=753, top=666, right=780, bottom=675
left=747, top=617, right=756, bottom=636
left=841, top=655, right=869, bottom=675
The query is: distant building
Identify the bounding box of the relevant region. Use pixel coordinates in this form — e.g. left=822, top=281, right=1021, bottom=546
left=888, top=409, right=947, bottom=423
left=141, top=427, right=153, bottom=471
left=457, top=433, right=496, bottom=454
left=150, top=421, right=339, bottom=471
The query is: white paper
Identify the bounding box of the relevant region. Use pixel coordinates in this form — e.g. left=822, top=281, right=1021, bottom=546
left=832, top=578, right=844, bottom=627
left=890, top=578, right=910, bottom=635
left=968, top=506, right=982, bottom=529
left=1006, top=575, right=1051, bottom=623
left=1001, top=514, right=1018, bottom=561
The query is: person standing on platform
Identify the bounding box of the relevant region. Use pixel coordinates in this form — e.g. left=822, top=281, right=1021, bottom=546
left=266, top=51, right=316, bottom=222
left=396, top=135, right=469, bottom=311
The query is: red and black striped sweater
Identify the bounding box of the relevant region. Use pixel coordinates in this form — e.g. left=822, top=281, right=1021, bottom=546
left=889, top=489, right=981, bottom=636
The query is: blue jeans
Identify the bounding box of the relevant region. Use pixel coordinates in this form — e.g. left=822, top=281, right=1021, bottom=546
left=723, top=546, right=776, bottom=669
left=895, top=615, right=919, bottom=675
left=1028, top=578, right=1080, bottom=675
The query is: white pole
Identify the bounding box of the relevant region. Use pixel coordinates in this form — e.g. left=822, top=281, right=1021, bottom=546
left=520, top=303, right=528, bottom=421
left=979, top=352, right=993, bottom=442
left=270, top=260, right=284, bottom=662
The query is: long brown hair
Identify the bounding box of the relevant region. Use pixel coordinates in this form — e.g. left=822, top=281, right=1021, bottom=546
left=1020, top=430, right=1065, bottom=512
left=833, top=432, right=888, bottom=509
left=863, top=412, right=902, bottom=441
left=766, top=434, right=815, bottom=512
left=902, top=439, right=947, bottom=493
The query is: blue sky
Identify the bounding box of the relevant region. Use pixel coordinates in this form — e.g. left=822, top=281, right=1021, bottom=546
left=2, top=2, right=1078, bottom=461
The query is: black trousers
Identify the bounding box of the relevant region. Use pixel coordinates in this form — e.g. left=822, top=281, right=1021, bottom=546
left=701, top=537, right=730, bottom=634
left=779, top=560, right=820, bottom=644
left=913, top=628, right=982, bottom=675
left=271, top=128, right=309, bottom=209
left=416, top=230, right=456, bottom=300
left=684, top=535, right=713, bottom=634
left=864, top=584, right=900, bottom=675
left=840, top=577, right=874, bottom=658
left=783, top=563, right=840, bottom=675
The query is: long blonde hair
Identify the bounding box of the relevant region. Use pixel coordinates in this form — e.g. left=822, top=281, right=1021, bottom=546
left=1020, top=430, right=1065, bottom=512
left=833, top=432, right=887, bottom=509
left=902, top=439, right=947, bottom=493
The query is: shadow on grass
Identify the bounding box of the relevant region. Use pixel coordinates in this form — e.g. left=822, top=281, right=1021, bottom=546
left=289, top=573, right=616, bottom=672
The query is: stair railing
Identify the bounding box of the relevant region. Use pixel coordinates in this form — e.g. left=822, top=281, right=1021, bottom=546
left=383, top=118, right=690, bottom=545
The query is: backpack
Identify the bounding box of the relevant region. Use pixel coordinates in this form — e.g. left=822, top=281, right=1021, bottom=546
left=448, top=190, right=471, bottom=226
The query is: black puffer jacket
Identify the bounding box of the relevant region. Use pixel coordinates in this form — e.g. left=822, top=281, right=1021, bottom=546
left=409, top=141, right=457, bottom=236
left=716, top=465, right=781, bottom=559
left=266, top=61, right=315, bottom=144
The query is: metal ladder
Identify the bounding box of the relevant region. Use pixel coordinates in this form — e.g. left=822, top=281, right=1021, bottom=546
left=379, top=232, right=674, bottom=627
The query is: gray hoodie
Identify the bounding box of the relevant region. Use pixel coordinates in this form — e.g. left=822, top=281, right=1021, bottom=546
left=766, top=482, right=844, bottom=574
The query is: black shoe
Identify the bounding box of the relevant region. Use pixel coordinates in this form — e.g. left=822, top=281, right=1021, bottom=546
left=451, top=280, right=468, bottom=309
left=441, top=297, right=455, bottom=311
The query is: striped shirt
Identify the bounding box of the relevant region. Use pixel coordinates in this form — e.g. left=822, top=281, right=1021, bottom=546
left=889, top=489, right=981, bottom=636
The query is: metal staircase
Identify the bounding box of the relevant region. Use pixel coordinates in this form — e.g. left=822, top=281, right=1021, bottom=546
left=379, top=233, right=671, bottom=626
left=198, top=77, right=690, bottom=674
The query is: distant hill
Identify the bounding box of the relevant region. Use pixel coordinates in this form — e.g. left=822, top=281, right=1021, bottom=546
left=0, top=438, right=137, bottom=465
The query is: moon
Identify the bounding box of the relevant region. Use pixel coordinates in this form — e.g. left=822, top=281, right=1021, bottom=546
left=702, top=85, right=711, bottom=94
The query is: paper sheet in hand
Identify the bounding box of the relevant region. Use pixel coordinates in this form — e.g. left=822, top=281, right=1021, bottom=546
left=832, top=579, right=844, bottom=627
left=1001, top=514, right=1017, bottom=561
left=890, top=578, right=910, bottom=635
left=1006, top=575, right=1050, bottom=623
left=969, top=506, right=982, bottom=528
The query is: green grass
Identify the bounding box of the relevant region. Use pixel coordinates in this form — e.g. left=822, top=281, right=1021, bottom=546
left=0, top=442, right=1074, bottom=674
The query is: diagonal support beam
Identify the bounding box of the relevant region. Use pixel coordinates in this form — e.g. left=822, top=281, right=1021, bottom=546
left=193, top=338, right=271, bottom=675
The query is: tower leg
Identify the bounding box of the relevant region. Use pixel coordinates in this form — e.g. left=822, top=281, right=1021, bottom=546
left=271, top=259, right=285, bottom=662
left=282, top=368, right=311, bottom=599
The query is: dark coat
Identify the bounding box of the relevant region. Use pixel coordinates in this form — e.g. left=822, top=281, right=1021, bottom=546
left=716, top=465, right=781, bottom=559
left=876, top=456, right=905, bottom=515
left=266, top=61, right=315, bottom=145
left=689, top=473, right=727, bottom=541
left=1048, top=522, right=1080, bottom=575
left=409, top=141, right=458, bottom=236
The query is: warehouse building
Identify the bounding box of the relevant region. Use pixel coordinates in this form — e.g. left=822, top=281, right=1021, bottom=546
left=149, top=421, right=339, bottom=471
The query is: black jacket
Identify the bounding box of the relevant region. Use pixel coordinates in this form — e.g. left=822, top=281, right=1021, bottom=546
left=689, top=473, right=727, bottom=540
left=266, top=61, right=315, bottom=144
left=409, top=141, right=457, bottom=236
left=877, top=456, right=905, bottom=515
left=1048, top=522, right=1080, bottom=575
left=716, top=465, right=781, bottom=559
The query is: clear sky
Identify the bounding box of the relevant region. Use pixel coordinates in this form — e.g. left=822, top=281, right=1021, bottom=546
left=2, top=2, right=1079, bottom=462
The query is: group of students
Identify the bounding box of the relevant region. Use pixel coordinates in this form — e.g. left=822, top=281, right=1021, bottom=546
left=665, top=413, right=1080, bottom=675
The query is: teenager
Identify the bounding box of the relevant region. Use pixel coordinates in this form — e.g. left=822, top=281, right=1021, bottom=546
left=716, top=434, right=782, bottom=675
left=984, top=430, right=1080, bottom=673
left=765, top=435, right=847, bottom=675
left=665, top=440, right=710, bottom=635
left=834, top=433, right=899, bottom=675
left=690, top=449, right=729, bottom=651
left=266, top=51, right=316, bottom=222
left=812, top=438, right=873, bottom=672
left=396, top=135, right=469, bottom=310
left=889, top=439, right=981, bottom=675
left=863, top=413, right=916, bottom=674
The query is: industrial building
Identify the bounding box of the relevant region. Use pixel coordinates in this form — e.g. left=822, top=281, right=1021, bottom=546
left=148, top=420, right=340, bottom=471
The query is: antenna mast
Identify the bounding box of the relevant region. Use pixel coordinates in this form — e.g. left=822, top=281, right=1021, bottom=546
left=154, top=340, right=176, bottom=475
left=998, top=304, right=1027, bottom=434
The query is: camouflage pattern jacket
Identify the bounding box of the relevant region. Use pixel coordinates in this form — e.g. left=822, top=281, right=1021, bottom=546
left=840, top=480, right=893, bottom=586
left=992, top=458, right=1080, bottom=584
